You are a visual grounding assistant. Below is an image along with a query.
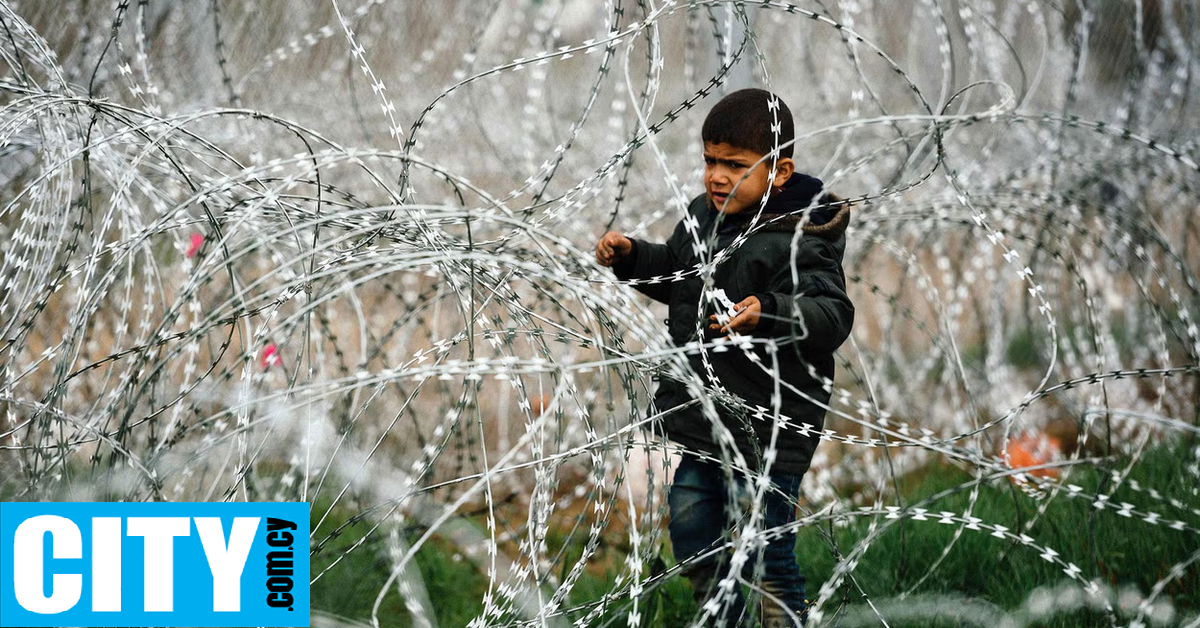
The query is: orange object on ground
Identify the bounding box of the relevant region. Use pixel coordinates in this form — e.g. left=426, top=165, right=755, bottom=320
left=1006, top=432, right=1062, bottom=480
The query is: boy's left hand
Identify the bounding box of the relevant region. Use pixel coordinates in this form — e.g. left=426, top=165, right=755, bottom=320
left=709, top=296, right=761, bottom=335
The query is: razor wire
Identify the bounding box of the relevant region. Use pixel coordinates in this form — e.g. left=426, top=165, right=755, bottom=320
left=1, top=1, right=1199, bottom=627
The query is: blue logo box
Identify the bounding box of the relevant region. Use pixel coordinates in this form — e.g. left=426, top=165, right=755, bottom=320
left=0, top=502, right=309, bottom=627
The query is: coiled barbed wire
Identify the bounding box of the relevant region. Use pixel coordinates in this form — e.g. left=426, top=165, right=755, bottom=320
left=1, top=1, right=1198, bottom=627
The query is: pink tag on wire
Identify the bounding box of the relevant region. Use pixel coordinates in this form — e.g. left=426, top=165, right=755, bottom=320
left=261, top=344, right=282, bottom=369
left=186, top=233, right=204, bottom=258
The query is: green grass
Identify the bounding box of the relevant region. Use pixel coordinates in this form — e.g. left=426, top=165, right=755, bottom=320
left=308, top=500, right=487, bottom=628
left=307, top=441, right=1198, bottom=627
left=794, top=440, right=1199, bottom=627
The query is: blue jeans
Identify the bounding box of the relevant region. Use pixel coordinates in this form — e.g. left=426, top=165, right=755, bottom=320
left=668, top=454, right=808, bottom=628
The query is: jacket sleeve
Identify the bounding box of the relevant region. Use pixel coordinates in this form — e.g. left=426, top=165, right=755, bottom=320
left=756, top=237, right=854, bottom=354
left=611, top=217, right=692, bottom=305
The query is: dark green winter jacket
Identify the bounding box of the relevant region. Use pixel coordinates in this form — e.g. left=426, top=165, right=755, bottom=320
left=613, top=174, right=854, bottom=476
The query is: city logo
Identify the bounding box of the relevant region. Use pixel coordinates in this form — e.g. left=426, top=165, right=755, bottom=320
left=0, top=502, right=309, bottom=627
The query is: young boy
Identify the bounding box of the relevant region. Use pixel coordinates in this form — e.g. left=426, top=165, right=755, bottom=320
left=595, top=88, right=853, bottom=627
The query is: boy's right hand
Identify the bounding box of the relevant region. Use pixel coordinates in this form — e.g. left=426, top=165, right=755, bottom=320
left=595, top=231, right=632, bottom=267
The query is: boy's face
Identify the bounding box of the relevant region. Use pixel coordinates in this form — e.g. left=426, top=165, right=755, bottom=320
left=702, top=142, right=793, bottom=215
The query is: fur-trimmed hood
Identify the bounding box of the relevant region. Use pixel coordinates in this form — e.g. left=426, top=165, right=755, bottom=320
left=711, top=173, right=851, bottom=241
left=758, top=173, right=851, bottom=239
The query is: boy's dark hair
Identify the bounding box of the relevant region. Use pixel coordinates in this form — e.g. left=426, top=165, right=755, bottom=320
left=701, top=88, right=795, bottom=159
